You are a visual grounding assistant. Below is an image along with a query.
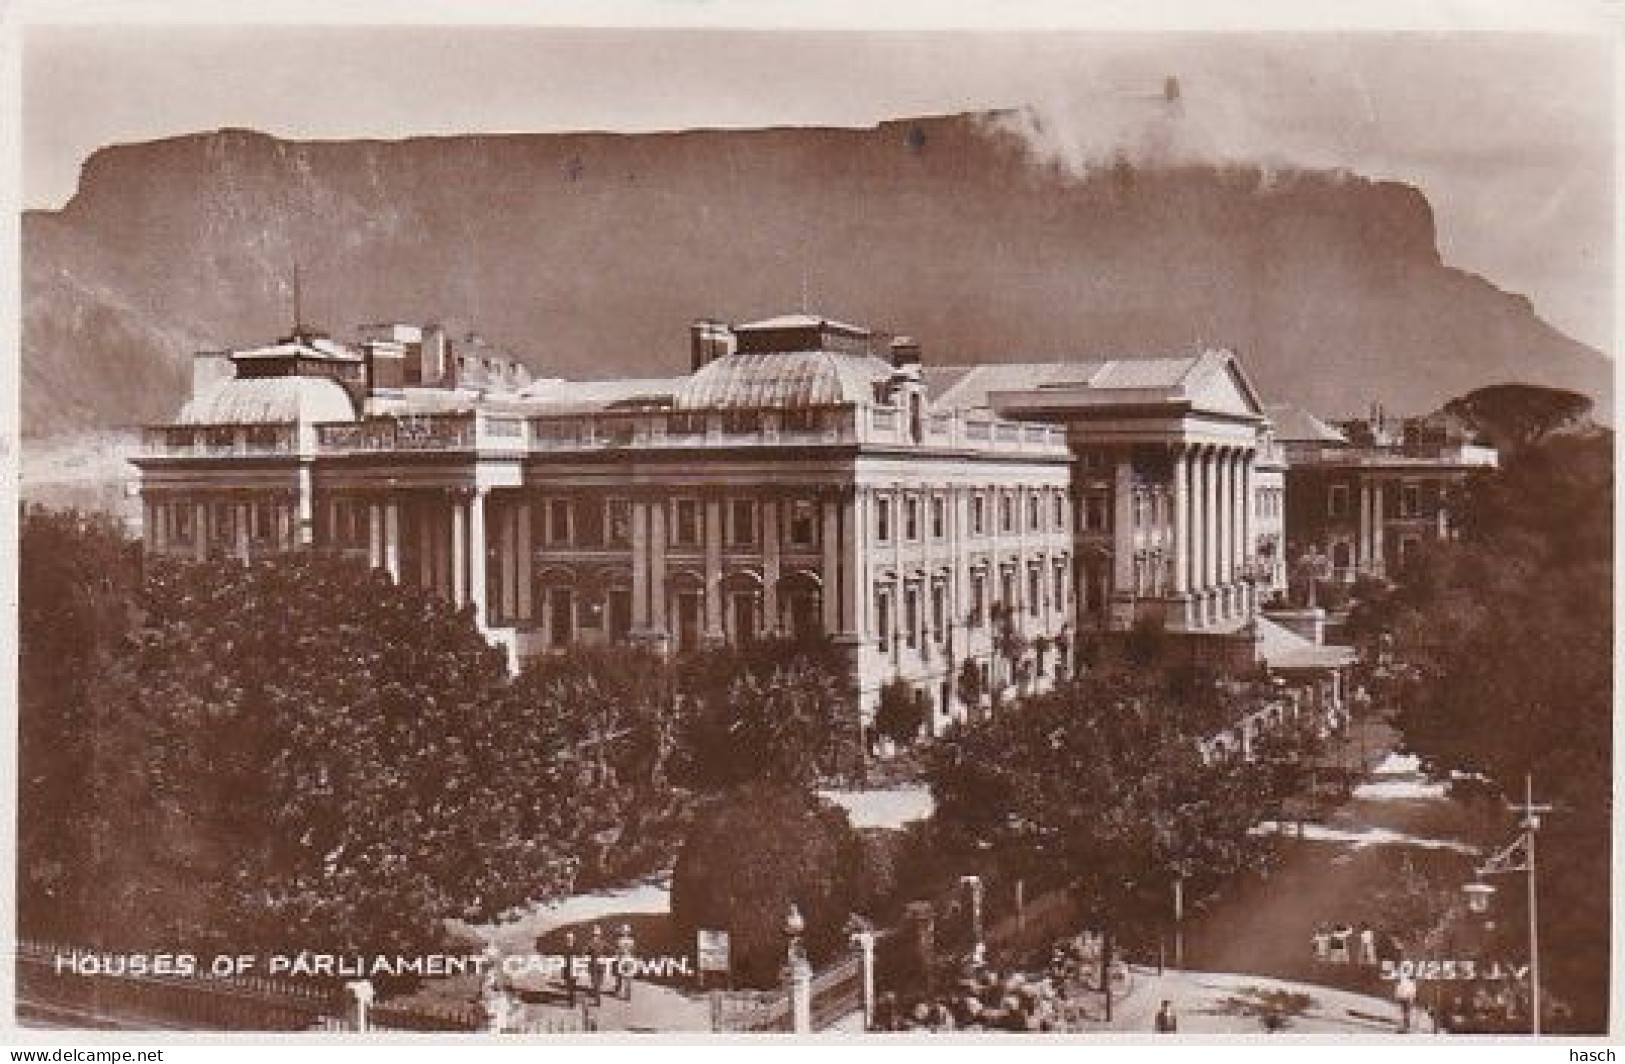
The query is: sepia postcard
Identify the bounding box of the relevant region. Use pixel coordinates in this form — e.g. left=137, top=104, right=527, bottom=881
left=5, top=0, right=1618, bottom=1048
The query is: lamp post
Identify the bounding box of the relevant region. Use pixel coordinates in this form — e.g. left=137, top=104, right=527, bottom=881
left=1471, top=774, right=1551, bottom=1036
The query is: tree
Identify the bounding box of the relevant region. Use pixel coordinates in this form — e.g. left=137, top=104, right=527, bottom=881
left=928, top=665, right=1298, bottom=987
left=955, top=658, right=986, bottom=719
left=22, top=548, right=596, bottom=963
left=1373, top=431, right=1612, bottom=1030
left=1442, top=383, right=1593, bottom=453
left=677, top=639, right=862, bottom=790
left=670, top=784, right=869, bottom=987
left=17, top=506, right=142, bottom=938
left=874, top=679, right=927, bottom=748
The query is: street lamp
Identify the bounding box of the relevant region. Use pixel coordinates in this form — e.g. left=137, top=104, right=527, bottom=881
left=1472, top=774, right=1551, bottom=1036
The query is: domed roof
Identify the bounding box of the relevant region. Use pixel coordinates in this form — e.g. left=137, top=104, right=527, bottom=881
left=177, top=375, right=357, bottom=426
left=674, top=350, right=895, bottom=410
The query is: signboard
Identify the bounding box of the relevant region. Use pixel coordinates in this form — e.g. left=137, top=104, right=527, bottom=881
left=696, top=929, right=730, bottom=974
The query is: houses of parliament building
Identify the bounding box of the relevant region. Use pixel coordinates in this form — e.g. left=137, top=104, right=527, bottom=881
left=133, top=311, right=1292, bottom=728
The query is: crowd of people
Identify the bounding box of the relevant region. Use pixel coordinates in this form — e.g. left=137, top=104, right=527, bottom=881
left=869, top=934, right=1128, bottom=1033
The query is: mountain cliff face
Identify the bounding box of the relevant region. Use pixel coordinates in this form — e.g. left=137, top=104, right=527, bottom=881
left=21, top=113, right=1610, bottom=435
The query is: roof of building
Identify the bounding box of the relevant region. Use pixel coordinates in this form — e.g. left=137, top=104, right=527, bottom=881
left=926, top=352, right=1261, bottom=416
left=673, top=349, right=896, bottom=409
left=1266, top=404, right=1349, bottom=444
left=733, top=313, right=870, bottom=336
left=1255, top=615, right=1358, bottom=671
left=230, top=335, right=363, bottom=363
left=177, top=375, right=357, bottom=426
left=516, top=376, right=684, bottom=412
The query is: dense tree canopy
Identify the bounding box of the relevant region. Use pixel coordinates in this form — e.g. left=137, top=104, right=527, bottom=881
left=20, top=539, right=595, bottom=960
left=927, top=665, right=1296, bottom=956
left=1358, top=428, right=1612, bottom=1030
left=1442, top=383, right=1593, bottom=453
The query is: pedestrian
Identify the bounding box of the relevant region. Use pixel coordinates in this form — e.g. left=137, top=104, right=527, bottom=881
left=1358, top=923, right=1378, bottom=967
left=615, top=923, right=636, bottom=1000
left=1311, top=923, right=1331, bottom=963
left=1394, top=973, right=1418, bottom=1033
left=559, top=930, right=578, bottom=1007
left=1154, top=1000, right=1178, bottom=1033
left=587, top=923, right=606, bottom=1006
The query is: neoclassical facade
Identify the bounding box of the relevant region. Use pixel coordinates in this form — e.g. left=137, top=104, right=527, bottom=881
left=135, top=313, right=1288, bottom=727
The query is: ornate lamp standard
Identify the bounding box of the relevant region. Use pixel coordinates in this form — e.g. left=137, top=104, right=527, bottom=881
left=784, top=903, right=811, bottom=1033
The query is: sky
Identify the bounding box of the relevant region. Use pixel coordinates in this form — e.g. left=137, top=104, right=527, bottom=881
left=17, top=17, right=1618, bottom=355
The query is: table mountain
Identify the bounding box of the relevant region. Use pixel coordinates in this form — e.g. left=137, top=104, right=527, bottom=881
left=21, top=112, right=1610, bottom=436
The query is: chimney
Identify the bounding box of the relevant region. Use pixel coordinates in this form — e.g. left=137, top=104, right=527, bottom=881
left=690, top=319, right=734, bottom=372
left=421, top=324, right=448, bottom=386
left=889, top=336, right=923, bottom=380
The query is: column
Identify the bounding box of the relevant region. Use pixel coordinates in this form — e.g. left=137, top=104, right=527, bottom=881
left=235, top=501, right=251, bottom=564
left=1217, top=449, right=1234, bottom=593
left=840, top=490, right=861, bottom=638
left=1371, top=476, right=1386, bottom=576
left=1170, top=447, right=1190, bottom=598
left=517, top=498, right=534, bottom=624
left=498, top=498, right=517, bottom=621
left=821, top=495, right=841, bottom=636
left=452, top=493, right=468, bottom=607
left=144, top=499, right=161, bottom=554
left=648, top=499, right=667, bottom=635
left=193, top=501, right=208, bottom=562
left=296, top=464, right=315, bottom=547
left=1357, top=477, right=1373, bottom=573
left=1111, top=451, right=1135, bottom=597
left=1203, top=448, right=1221, bottom=596
left=763, top=498, right=781, bottom=635
left=703, top=496, right=724, bottom=641
left=468, top=487, right=488, bottom=624
left=384, top=499, right=402, bottom=583
left=631, top=499, right=651, bottom=631
left=368, top=501, right=384, bottom=570
left=1238, top=452, right=1254, bottom=614
left=1187, top=450, right=1206, bottom=604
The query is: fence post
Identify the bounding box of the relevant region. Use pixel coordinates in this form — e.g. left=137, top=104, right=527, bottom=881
left=345, top=980, right=374, bottom=1033
left=788, top=959, right=812, bottom=1034
left=851, top=931, right=876, bottom=1031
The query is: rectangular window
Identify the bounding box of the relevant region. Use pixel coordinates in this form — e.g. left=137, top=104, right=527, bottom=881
left=548, top=499, right=572, bottom=546
left=730, top=499, right=757, bottom=548
left=1401, top=483, right=1421, bottom=518
left=1053, top=493, right=1065, bottom=531
left=876, top=497, right=892, bottom=543
left=781, top=408, right=822, bottom=433
left=788, top=500, right=817, bottom=548
left=606, top=498, right=632, bottom=547
left=1085, top=495, right=1108, bottom=532
left=971, top=494, right=986, bottom=536
left=574, top=499, right=605, bottom=547
left=904, top=496, right=920, bottom=541
left=1027, top=493, right=1040, bottom=532
left=1000, top=493, right=1013, bottom=534
left=970, top=572, right=986, bottom=627
left=876, top=589, right=892, bottom=652
left=904, top=586, right=919, bottom=649
left=1053, top=564, right=1066, bottom=612
left=1328, top=484, right=1350, bottom=519
left=674, top=499, right=701, bottom=547
left=931, top=496, right=946, bottom=539
left=1028, top=567, right=1041, bottom=617
left=172, top=504, right=194, bottom=544
left=669, top=412, right=707, bottom=437
left=722, top=410, right=762, bottom=435
left=931, top=582, right=946, bottom=640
